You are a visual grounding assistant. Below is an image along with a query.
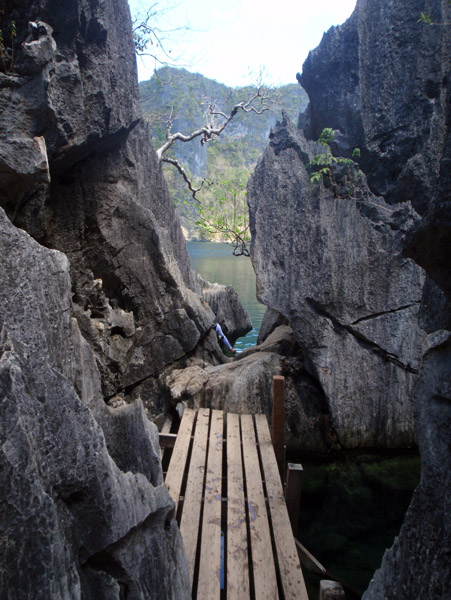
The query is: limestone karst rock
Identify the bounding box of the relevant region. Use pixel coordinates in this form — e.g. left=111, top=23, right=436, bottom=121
left=0, top=0, right=246, bottom=597
left=246, top=0, right=450, bottom=596
left=163, top=326, right=334, bottom=452
left=0, top=0, right=248, bottom=416
left=248, top=115, right=426, bottom=448
left=0, top=208, right=190, bottom=599
left=299, top=0, right=449, bottom=216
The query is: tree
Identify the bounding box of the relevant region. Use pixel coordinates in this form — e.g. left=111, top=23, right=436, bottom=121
left=131, top=4, right=275, bottom=254
left=130, top=1, right=193, bottom=69
left=152, top=82, right=273, bottom=255
left=155, top=85, right=272, bottom=192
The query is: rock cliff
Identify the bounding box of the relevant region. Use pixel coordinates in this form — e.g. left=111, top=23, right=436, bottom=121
left=248, top=0, right=450, bottom=596
left=0, top=208, right=190, bottom=599
left=0, top=0, right=246, bottom=597
left=0, top=0, right=246, bottom=417
left=249, top=115, right=425, bottom=448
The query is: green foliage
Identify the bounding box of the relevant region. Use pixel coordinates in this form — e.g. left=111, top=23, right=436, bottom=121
left=133, top=29, right=150, bottom=53
left=318, top=127, right=334, bottom=146
left=417, top=9, right=451, bottom=26
left=194, top=167, right=251, bottom=255
left=0, top=20, right=16, bottom=75
left=418, top=12, right=434, bottom=25
left=307, top=127, right=360, bottom=197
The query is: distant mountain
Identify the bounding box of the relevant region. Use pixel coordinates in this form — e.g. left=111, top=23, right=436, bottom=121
left=139, top=67, right=308, bottom=238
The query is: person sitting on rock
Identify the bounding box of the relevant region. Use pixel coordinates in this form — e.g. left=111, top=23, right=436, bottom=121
left=214, top=322, right=236, bottom=355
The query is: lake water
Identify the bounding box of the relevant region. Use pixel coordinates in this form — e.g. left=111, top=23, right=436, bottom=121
left=187, top=242, right=266, bottom=351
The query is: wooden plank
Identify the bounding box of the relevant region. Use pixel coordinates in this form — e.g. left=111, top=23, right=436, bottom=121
left=285, top=463, right=303, bottom=535
left=164, top=408, right=196, bottom=505
left=197, top=409, right=224, bottom=600
left=160, top=416, right=173, bottom=434
left=241, top=414, right=279, bottom=600
left=272, top=375, right=286, bottom=477
left=255, top=414, right=309, bottom=600
left=226, top=413, right=250, bottom=600
left=179, top=408, right=210, bottom=587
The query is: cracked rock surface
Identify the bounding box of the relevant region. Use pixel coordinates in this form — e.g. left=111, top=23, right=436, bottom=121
left=248, top=116, right=425, bottom=448
left=0, top=208, right=190, bottom=599
left=248, top=0, right=450, bottom=596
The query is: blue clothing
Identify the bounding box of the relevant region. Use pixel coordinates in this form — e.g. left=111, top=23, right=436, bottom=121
left=215, top=323, right=233, bottom=351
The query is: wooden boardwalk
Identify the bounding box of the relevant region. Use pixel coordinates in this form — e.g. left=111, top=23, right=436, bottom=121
left=162, top=407, right=309, bottom=600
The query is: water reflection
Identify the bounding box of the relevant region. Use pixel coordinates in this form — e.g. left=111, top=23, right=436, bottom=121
left=187, top=242, right=266, bottom=350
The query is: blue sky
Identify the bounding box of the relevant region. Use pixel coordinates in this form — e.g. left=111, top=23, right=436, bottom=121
left=128, top=0, right=357, bottom=87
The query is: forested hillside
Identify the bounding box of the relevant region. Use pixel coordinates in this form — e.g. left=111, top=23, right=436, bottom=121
left=139, top=67, right=307, bottom=240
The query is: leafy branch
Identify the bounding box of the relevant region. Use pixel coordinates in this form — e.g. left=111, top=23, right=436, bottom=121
left=417, top=11, right=450, bottom=25
left=307, top=128, right=360, bottom=197
left=195, top=179, right=251, bottom=256
left=154, top=86, right=271, bottom=208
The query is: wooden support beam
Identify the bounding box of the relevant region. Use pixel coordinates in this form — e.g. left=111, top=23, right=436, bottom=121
left=295, top=539, right=327, bottom=576
left=320, top=580, right=346, bottom=599
left=285, top=463, right=303, bottom=536
left=159, top=432, right=177, bottom=448
left=272, top=375, right=285, bottom=477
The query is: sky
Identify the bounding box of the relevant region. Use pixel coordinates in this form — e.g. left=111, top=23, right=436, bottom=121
left=128, top=0, right=357, bottom=87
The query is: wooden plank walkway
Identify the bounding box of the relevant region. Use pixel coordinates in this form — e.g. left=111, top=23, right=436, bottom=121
left=164, top=408, right=309, bottom=600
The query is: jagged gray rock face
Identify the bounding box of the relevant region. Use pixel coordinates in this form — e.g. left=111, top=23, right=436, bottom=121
left=0, top=208, right=190, bottom=599
left=249, top=116, right=425, bottom=448
left=0, top=0, right=248, bottom=596
left=362, top=332, right=451, bottom=600
left=198, top=276, right=253, bottom=344
left=300, top=0, right=450, bottom=215
left=0, top=0, right=243, bottom=417
left=251, top=0, right=450, bottom=596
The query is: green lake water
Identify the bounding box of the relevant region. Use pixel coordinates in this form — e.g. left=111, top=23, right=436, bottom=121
left=187, top=241, right=266, bottom=350
left=292, top=449, right=421, bottom=599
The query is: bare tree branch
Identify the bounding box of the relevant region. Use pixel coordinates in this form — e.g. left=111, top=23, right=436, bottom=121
left=131, top=2, right=191, bottom=66
left=162, top=156, right=212, bottom=201
left=155, top=87, right=272, bottom=160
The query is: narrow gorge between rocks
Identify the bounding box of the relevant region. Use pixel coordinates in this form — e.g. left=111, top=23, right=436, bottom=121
left=0, top=0, right=450, bottom=599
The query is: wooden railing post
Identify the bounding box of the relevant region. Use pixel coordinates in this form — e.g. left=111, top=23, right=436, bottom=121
left=285, top=463, right=303, bottom=535
left=272, top=375, right=285, bottom=478
left=319, top=580, right=345, bottom=599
